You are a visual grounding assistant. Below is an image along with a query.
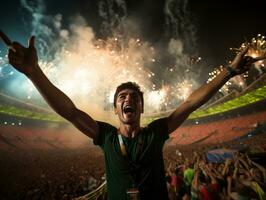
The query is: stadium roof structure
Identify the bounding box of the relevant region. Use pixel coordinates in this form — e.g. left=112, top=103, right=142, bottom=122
left=189, top=84, right=266, bottom=119
left=1, top=82, right=266, bottom=125
left=142, top=73, right=266, bottom=124
left=142, top=83, right=266, bottom=125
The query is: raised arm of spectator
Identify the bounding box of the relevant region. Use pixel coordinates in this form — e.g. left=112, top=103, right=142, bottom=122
left=166, top=162, right=173, bottom=175
left=245, top=154, right=266, bottom=183
left=204, top=165, right=218, bottom=184
left=226, top=176, right=233, bottom=200
left=222, top=159, right=232, bottom=177
left=238, top=155, right=251, bottom=171
left=232, top=159, right=240, bottom=180
left=0, top=31, right=99, bottom=139
left=251, top=162, right=266, bottom=183
left=167, top=44, right=266, bottom=133
left=208, top=163, right=224, bottom=180
left=191, top=166, right=200, bottom=199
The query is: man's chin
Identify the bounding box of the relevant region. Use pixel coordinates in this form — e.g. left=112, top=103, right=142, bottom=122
left=122, top=117, right=135, bottom=124
left=121, top=113, right=138, bottom=124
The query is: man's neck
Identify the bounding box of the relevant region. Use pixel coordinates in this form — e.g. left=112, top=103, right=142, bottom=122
left=119, top=123, right=140, bottom=138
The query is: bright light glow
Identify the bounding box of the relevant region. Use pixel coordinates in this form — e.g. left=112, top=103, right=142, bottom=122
left=176, top=80, right=193, bottom=100
left=147, top=89, right=166, bottom=111
left=108, top=91, right=115, bottom=104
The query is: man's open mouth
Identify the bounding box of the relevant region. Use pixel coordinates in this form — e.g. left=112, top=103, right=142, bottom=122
left=123, top=105, right=135, bottom=114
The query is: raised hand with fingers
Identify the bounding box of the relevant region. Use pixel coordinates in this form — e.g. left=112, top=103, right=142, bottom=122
left=0, top=30, right=99, bottom=140
left=230, top=43, right=266, bottom=75
left=0, top=30, right=38, bottom=76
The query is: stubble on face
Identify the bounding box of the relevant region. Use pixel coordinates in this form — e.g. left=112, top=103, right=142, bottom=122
left=115, top=89, right=142, bottom=125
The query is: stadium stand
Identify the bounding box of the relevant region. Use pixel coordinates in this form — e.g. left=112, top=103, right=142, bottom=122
left=0, top=80, right=265, bottom=199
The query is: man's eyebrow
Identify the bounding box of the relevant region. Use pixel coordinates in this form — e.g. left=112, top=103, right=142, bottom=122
left=118, top=91, right=138, bottom=96
left=118, top=92, right=126, bottom=96
left=118, top=92, right=127, bottom=96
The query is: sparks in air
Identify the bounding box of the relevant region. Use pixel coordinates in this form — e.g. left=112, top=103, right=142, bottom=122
left=1, top=33, right=265, bottom=114
left=230, top=34, right=266, bottom=72
left=246, top=34, right=266, bottom=74
left=208, top=34, right=266, bottom=95
left=0, top=33, right=199, bottom=114
left=176, top=80, right=193, bottom=100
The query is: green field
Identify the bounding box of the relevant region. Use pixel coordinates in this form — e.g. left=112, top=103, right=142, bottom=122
left=0, top=105, right=63, bottom=122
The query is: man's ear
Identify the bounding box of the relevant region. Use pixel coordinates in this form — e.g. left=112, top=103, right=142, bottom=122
left=114, top=107, right=118, bottom=115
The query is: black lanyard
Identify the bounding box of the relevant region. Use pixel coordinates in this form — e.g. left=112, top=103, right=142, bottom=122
left=118, top=131, right=144, bottom=186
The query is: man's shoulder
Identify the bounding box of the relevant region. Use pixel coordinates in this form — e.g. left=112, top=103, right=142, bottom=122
left=97, top=121, right=117, bottom=130
left=146, top=117, right=168, bottom=130
left=142, top=117, right=169, bottom=141
left=94, top=121, right=117, bottom=146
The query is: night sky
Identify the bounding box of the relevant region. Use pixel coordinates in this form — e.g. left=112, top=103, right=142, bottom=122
left=0, top=0, right=266, bottom=102
left=1, top=1, right=265, bottom=52
left=1, top=0, right=266, bottom=59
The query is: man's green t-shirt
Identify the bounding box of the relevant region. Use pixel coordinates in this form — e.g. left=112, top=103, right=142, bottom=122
left=94, top=118, right=169, bottom=200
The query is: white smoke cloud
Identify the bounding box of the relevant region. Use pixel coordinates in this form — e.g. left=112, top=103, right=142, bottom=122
left=12, top=0, right=203, bottom=122
left=164, top=0, right=198, bottom=54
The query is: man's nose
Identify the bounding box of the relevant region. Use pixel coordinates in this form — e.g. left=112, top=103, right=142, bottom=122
left=125, top=94, right=132, bottom=102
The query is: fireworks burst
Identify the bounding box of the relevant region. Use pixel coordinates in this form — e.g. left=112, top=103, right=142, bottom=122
left=231, top=34, right=266, bottom=73
left=36, top=33, right=162, bottom=114
left=147, top=89, right=167, bottom=111
left=207, top=65, right=248, bottom=95
left=246, top=34, right=266, bottom=73
left=0, top=0, right=205, bottom=121
left=175, top=80, right=193, bottom=100
left=0, top=30, right=199, bottom=115
left=208, top=34, right=266, bottom=95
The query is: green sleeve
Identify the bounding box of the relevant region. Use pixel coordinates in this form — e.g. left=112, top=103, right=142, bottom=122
left=93, top=121, right=116, bottom=148
left=147, top=117, right=169, bottom=142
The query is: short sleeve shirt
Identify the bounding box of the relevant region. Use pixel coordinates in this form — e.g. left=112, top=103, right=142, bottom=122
left=94, top=118, right=169, bottom=200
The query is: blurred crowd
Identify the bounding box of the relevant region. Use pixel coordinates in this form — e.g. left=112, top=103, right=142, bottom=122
left=0, top=147, right=105, bottom=200
left=165, top=151, right=266, bottom=200
left=1, top=130, right=266, bottom=199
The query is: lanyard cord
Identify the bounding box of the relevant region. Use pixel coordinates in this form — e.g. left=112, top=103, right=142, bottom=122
left=118, top=134, right=128, bottom=156
left=117, top=131, right=144, bottom=186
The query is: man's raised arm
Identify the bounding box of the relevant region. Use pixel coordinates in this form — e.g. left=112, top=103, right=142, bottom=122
left=167, top=45, right=266, bottom=133
left=0, top=30, right=98, bottom=139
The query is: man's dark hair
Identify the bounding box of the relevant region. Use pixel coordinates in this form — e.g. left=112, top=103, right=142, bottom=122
left=113, top=82, right=144, bottom=110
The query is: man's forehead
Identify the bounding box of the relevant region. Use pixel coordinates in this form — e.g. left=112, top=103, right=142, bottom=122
left=117, top=89, right=139, bottom=96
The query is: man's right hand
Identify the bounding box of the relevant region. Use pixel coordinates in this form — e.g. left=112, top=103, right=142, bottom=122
left=0, top=30, right=99, bottom=140
left=0, top=30, right=38, bottom=76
